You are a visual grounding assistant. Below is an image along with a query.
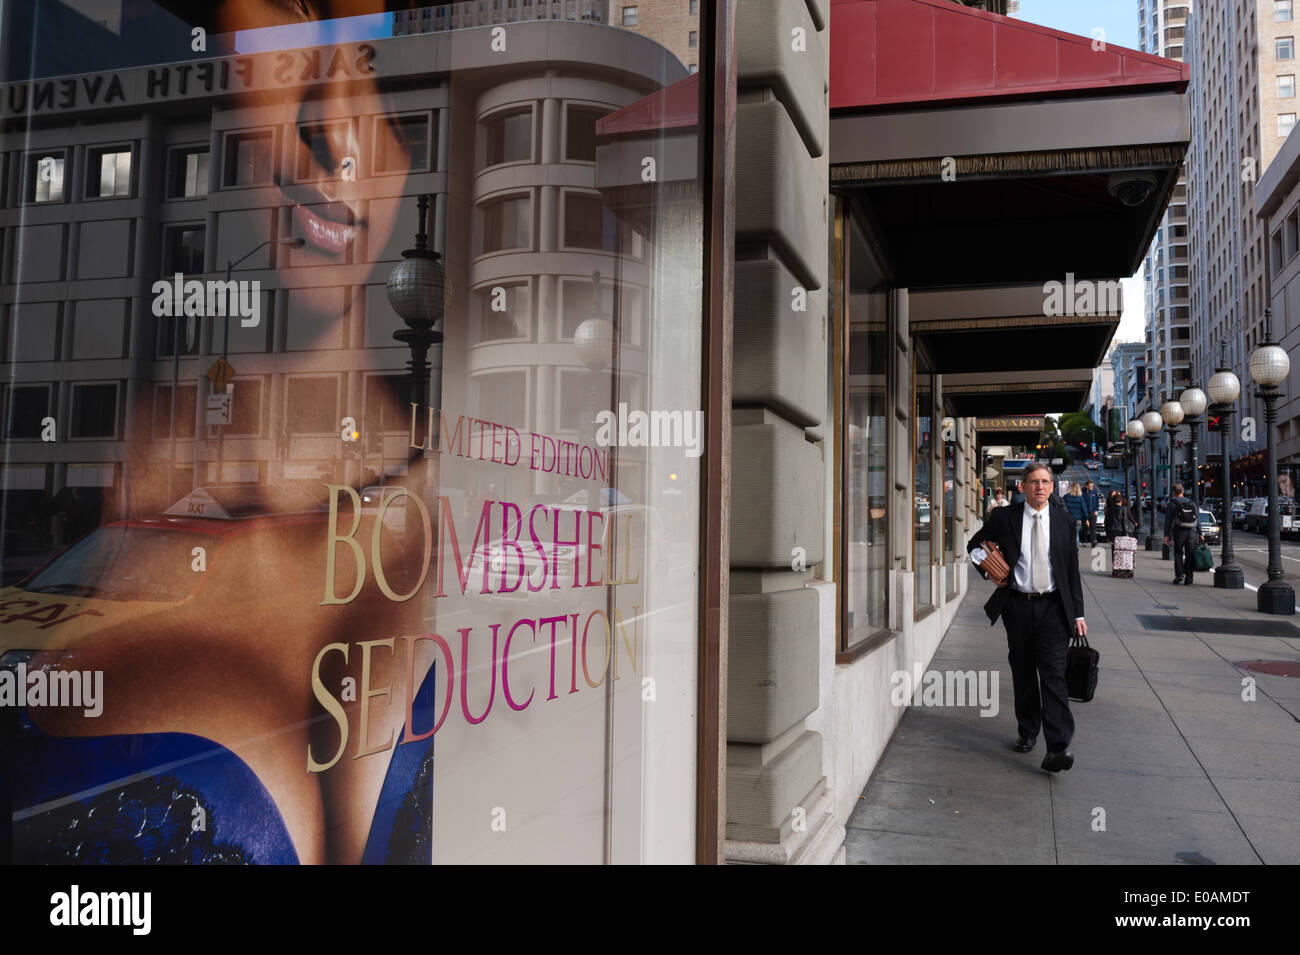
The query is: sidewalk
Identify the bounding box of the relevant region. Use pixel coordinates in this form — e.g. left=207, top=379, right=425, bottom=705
left=846, top=541, right=1300, bottom=864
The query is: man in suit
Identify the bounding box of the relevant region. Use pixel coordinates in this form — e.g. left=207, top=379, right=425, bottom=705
left=1163, top=483, right=1202, bottom=586
left=967, top=461, right=1086, bottom=772
left=1081, top=479, right=1100, bottom=545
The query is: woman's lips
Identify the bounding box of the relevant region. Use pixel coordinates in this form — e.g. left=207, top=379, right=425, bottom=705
left=293, top=204, right=358, bottom=256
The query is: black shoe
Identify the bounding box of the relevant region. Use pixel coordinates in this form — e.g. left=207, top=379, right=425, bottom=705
left=1171, top=577, right=1183, bottom=585
left=1013, top=737, right=1036, bottom=753
left=1041, top=749, right=1074, bottom=773
left=1184, top=576, right=1194, bottom=586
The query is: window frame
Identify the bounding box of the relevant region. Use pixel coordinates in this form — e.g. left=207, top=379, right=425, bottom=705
left=476, top=191, right=533, bottom=256
left=222, top=128, right=277, bottom=189
left=479, top=103, right=535, bottom=171
left=562, top=101, right=612, bottom=163
left=294, top=120, right=354, bottom=183
left=622, top=5, right=638, bottom=26
left=23, top=149, right=68, bottom=205
left=166, top=145, right=211, bottom=199
left=284, top=375, right=340, bottom=436
left=69, top=381, right=121, bottom=440
left=1279, top=35, right=1295, bottom=59
left=373, top=111, right=435, bottom=176
left=85, top=145, right=134, bottom=200
left=3, top=383, right=53, bottom=441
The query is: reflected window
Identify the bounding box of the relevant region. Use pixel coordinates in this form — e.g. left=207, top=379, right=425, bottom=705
left=152, top=383, right=197, bottom=439
left=163, top=226, right=206, bottom=275
left=565, top=105, right=609, bottom=162
left=297, top=122, right=351, bottom=180
left=483, top=107, right=533, bottom=167
left=286, top=377, right=338, bottom=434
left=228, top=378, right=263, bottom=436
left=87, top=147, right=132, bottom=198
left=480, top=195, right=531, bottom=254
left=378, top=114, right=432, bottom=173
left=364, top=375, right=407, bottom=434
left=914, top=358, right=933, bottom=613
left=71, top=383, right=118, bottom=439
left=4, top=385, right=51, bottom=439
left=224, top=130, right=274, bottom=187
left=564, top=193, right=618, bottom=251
left=26, top=151, right=65, bottom=203
left=167, top=147, right=210, bottom=198
left=476, top=283, right=529, bottom=341
left=622, top=5, right=638, bottom=26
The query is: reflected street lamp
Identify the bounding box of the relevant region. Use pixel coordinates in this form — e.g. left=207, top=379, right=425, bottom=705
left=1141, top=405, right=1163, bottom=550
left=386, top=194, right=446, bottom=436
left=1179, top=386, right=1207, bottom=511
left=1249, top=307, right=1294, bottom=614
left=1208, top=343, right=1244, bottom=589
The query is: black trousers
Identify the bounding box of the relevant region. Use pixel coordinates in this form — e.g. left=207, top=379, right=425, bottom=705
left=1002, top=592, right=1074, bottom=751
left=1172, top=529, right=1198, bottom=580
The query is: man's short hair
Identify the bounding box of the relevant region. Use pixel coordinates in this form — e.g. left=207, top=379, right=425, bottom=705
left=1023, top=461, right=1053, bottom=483
left=1173, top=483, right=1184, bottom=496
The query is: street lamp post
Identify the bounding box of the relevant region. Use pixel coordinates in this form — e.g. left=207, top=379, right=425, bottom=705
left=1160, top=398, right=1184, bottom=560
left=1125, top=418, right=1145, bottom=508
left=212, top=235, right=304, bottom=486
left=1141, top=406, right=1164, bottom=550
left=1180, top=386, right=1207, bottom=511
left=1249, top=306, right=1294, bottom=614
left=1208, top=344, right=1245, bottom=589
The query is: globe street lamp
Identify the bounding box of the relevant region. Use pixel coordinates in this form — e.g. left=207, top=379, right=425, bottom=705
left=1249, top=307, right=1294, bottom=614
left=1179, top=386, right=1208, bottom=512
left=1141, top=406, right=1164, bottom=550
left=386, top=194, right=445, bottom=438
left=1208, top=343, right=1244, bottom=589
left=1159, top=398, right=1184, bottom=560
left=1125, top=417, right=1145, bottom=508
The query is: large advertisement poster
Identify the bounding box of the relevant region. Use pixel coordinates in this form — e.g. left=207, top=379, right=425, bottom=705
left=0, top=1, right=705, bottom=865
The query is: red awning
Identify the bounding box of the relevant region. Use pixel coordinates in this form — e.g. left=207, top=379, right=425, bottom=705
left=830, top=0, right=1188, bottom=112
left=596, top=73, right=699, bottom=139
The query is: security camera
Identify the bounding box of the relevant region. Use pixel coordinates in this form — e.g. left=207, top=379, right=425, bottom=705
left=1108, top=172, right=1158, bottom=207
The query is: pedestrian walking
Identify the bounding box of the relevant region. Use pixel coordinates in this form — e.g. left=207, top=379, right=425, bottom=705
left=1081, top=480, right=1100, bottom=545
left=1163, top=482, right=1203, bottom=585
left=1105, top=491, right=1138, bottom=578
left=1064, top=482, right=1087, bottom=544
left=986, top=486, right=1010, bottom=518
left=967, top=461, right=1085, bottom=773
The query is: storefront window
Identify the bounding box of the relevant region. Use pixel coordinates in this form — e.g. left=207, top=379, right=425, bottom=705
left=914, top=359, right=933, bottom=613
left=843, top=217, right=888, bottom=647
left=1, top=2, right=710, bottom=865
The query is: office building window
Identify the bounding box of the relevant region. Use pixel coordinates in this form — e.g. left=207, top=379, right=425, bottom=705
left=152, top=383, right=197, bottom=439
left=1280, top=36, right=1295, bottom=58
left=483, top=107, right=533, bottom=167
left=1281, top=74, right=1296, bottom=98
left=564, top=193, right=618, bottom=251
left=689, top=64, right=698, bottom=73
left=87, top=147, right=132, bottom=198
left=689, top=0, right=698, bottom=13
left=70, top=383, right=118, bottom=439
left=565, top=105, right=610, bottom=161
left=296, top=122, right=352, bottom=180
left=1279, top=0, right=1294, bottom=22
left=227, top=378, right=263, bottom=436
left=479, top=195, right=531, bottom=254
left=476, top=283, right=529, bottom=341
left=688, top=30, right=697, bottom=47
left=286, top=377, right=338, bottom=434
left=224, top=130, right=275, bottom=187
left=377, top=114, right=432, bottom=173
left=25, top=151, right=65, bottom=203
left=1280, top=112, right=1297, bottom=137
left=4, top=384, right=51, bottom=439
left=168, top=147, right=210, bottom=198
left=622, top=5, right=638, bottom=26
left=163, top=226, right=206, bottom=275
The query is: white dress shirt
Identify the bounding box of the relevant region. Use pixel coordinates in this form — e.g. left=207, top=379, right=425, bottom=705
left=1014, top=501, right=1055, bottom=593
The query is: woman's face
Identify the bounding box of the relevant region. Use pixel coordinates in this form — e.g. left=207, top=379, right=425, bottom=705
left=216, top=0, right=408, bottom=321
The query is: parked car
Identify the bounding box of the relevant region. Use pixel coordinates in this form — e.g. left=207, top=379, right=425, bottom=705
left=1231, top=499, right=1250, bottom=529
left=1198, top=509, right=1220, bottom=545
left=1202, top=497, right=1223, bottom=521
left=1243, top=498, right=1297, bottom=536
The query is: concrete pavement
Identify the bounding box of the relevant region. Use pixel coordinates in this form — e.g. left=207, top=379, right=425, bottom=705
left=846, top=535, right=1300, bottom=865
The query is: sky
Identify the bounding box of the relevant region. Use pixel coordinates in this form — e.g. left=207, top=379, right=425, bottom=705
left=1014, top=0, right=1141, bottom=51
left=1015, top=2, right=1147, bottom=345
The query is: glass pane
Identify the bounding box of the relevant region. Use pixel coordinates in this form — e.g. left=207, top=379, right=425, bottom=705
left=915, top=363, right=933, bottom=612
left=845, top=219, right=888, bottom=641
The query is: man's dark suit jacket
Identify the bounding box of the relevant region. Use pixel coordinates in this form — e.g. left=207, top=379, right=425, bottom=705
left=967, top=501, right=1086, bottom=626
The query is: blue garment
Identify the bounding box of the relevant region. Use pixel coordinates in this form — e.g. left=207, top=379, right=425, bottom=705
left=1081, top=488, right=1099, bottom=517
left=1064, top=494, right=1087, bottom=521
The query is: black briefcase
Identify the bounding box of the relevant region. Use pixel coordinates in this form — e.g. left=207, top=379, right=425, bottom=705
left=1066, top=634, right=1099, bottom=702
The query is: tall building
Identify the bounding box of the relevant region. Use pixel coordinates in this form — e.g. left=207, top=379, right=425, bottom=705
left=1189, top=0, right=1297, bottom=474
left=1111, top=341, right=1150, bottom=425
left=607, top=1, right=703, bottom=74
left=1139, top=1, right=1191, bottom=409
